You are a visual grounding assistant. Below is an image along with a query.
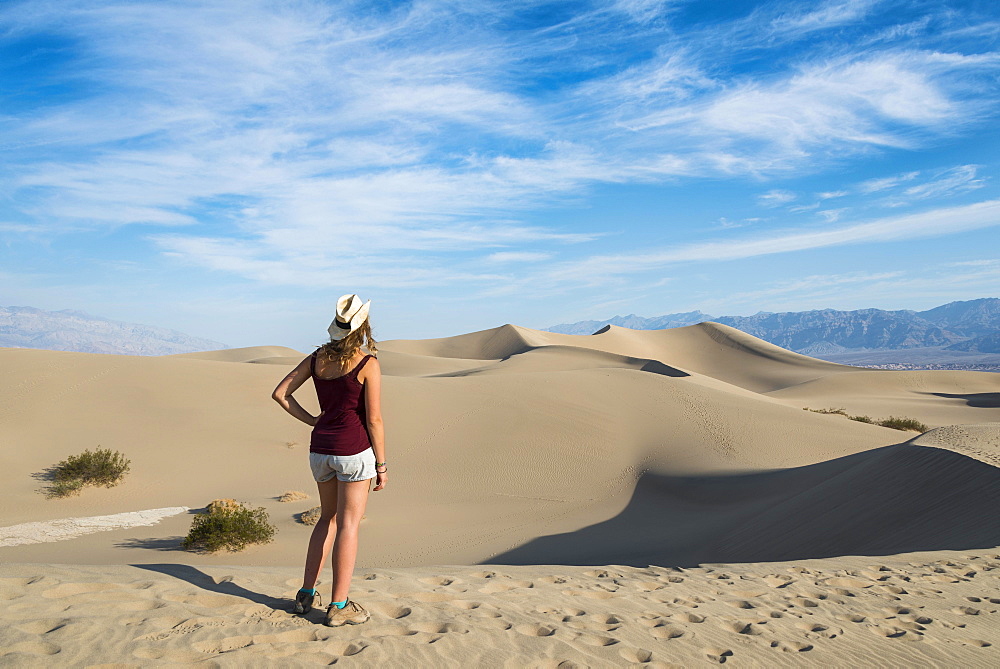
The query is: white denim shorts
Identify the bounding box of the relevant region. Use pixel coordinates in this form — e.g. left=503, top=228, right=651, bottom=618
left=309, top=448, right=376, bottom=483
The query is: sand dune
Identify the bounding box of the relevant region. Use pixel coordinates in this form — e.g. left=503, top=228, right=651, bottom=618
left=2, top=322, right=999, bottom=567
left=1, top=322, right=998, bottom=664
left=174, top=345, right=305, bottom=365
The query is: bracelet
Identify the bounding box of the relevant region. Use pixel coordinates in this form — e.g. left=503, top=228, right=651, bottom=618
left=375, top=461, right=386, bottom=467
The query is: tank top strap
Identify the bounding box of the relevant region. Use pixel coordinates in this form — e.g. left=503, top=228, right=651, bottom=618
left=309, top=351, right=317, bottom=377
left=350, top=354, right=373, bottom=379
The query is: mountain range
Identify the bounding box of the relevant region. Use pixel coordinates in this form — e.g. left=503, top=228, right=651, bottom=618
left=547, top=298, right=1000, bottom=356
left=0, top=306, right=228, bottom=356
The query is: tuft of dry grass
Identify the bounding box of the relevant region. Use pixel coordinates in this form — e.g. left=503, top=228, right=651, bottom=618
left=206, top=498, right=242, bottom=513
left=804, top=407, right=848, bottom=416
left=278, top=490, right=308, bottom=503
left=298, top=506, right=322, bottom=525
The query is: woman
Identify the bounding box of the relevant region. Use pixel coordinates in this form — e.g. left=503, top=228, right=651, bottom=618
left=272, top=294, right=387, bottom=627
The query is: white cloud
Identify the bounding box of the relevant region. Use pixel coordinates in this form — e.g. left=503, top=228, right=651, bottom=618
left=768, top=0, right=879, bottom=38
left=486, top=252, right=554, bottom=263
left=902, top=164, right=984, bottom=200
left=758, top=190, right=797, bottom=207
left=817, top=208, right=847, bottom=222
left=858, top=171, right=921, bottom=193
left=537, top=199, right=1000, bottom=287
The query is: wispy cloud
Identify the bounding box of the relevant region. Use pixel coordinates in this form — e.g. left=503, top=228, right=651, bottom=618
left=535, top=199, right=1000, bottom=287
left=758, top=190, right=797, bottom=207
left=859, top=171, right=921, bottom=193
left=902, top=164, right=985, bottom=200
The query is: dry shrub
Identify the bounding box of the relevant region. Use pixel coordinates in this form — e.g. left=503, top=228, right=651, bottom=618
left=207, top=498, right=242, bottom=513
left=278, top=490, right=308, bottom=503
left=878, top=416, right=929, bottom=432
left=298, top=506, right=322, bottom=525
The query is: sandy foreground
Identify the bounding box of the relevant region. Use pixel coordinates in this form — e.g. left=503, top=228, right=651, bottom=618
left=1, top=322, right=999, bottom=666
left=1, top=549, right=998, bottom=668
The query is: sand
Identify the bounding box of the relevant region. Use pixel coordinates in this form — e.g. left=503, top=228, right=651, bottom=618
left=2, top=551, right=998, bottom=667
left=1, top=321, right=998, bottom=665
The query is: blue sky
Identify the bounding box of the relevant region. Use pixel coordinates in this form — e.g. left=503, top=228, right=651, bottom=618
left=2, top=0, right=999, bottom=349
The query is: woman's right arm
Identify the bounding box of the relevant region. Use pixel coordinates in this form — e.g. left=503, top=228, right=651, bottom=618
left=272, top=356, right=318, bottom=426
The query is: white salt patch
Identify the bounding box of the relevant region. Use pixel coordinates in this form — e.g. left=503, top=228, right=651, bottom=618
left=0, top=507, right=190, bottom=547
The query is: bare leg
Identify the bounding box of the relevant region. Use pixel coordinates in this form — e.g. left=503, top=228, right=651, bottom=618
left=330, top=478, right=371, bottom=603
left=302, top=479, right=339, bottom=590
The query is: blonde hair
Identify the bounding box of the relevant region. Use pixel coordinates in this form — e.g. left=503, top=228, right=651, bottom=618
left=318, top=320, right=378, bottom=371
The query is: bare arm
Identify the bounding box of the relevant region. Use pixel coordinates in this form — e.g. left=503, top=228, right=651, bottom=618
left=272, top=356, right=318, bottom=426
left=360, top=357, right=387, bottom=491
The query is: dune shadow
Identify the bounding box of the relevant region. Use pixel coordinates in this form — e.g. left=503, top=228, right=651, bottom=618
left=487, top=443, right=1000, bottom=567
left=638, top=360, right=689, bottom=377
left=926, top=391, right=1000, bottom=408
left=131, top=563, right=288, bottom=610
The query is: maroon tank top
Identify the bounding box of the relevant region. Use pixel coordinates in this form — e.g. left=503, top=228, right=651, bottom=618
left=309, top=352, right=374, bottom=456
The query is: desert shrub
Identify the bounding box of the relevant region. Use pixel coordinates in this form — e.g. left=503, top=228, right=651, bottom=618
left=278, top=490, right=308, bottom=503
left=805, top=407, right=848, bottom=416
left=849, top=415, right=874, bottom=424
left=878, top=416, right=929, bottom=433
left=46, top=447, right=130, bottom=498
left=297, top=506, right=322, bottom=525
left=182, top=503, right=276, bottom=553
left=206, top=498, right=242, bottom=513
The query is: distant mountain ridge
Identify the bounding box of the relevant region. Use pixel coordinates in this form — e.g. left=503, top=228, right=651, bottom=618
left=0, top=306, right=228, bottom=356
left=547, top=298, right=1000, bottom=355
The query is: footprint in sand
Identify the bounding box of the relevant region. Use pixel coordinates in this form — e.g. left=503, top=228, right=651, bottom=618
left=514, top=623, right=556, bottom=637
left=618, top=647, right=653, bottom=663
left=770, top=640, right=813, bottom=653
left=418, top=576, right=459, bottom=587
left=365, top=602, right=412, bottom=619
left=672, top=612, right=706, bottom=623
left=448, top=600, right=482, bottom=610
left=650, top=625, right=686, bottom=640
left=574, top=632, right=618, bottom=647
left=479, top=580, right=533, bottom=594
left=950, top=606, right=981, bottom=616
left=14, top=618, right=68, bottom=635
left=409, top=622, right=470, bottom=635
left=2, top=640, right=61, bottom=657
left=704, top=647, right=733, bottom=663
left=727, top=621, right=763, bottom=636
left=834, top=613, right=866, bottom=623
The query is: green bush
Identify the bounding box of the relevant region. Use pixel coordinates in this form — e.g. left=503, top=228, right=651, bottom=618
left=877, top=416, right=929, bottom=433
left=47, top=447, right=130, bottom=498
left=182, top=504, right=276, bottom=553
left=849, top=415, right=874, bottom=424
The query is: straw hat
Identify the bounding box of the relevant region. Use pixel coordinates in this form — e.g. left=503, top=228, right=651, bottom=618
left=328, top=294, right=371, bottom=340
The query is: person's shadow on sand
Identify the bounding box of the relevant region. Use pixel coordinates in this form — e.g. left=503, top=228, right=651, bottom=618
left=131, top=563, right=289, bottom=611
